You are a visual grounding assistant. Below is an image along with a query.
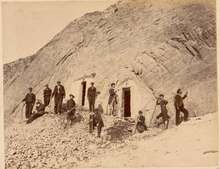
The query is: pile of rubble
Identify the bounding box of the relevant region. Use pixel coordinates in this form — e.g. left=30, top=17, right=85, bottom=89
left=5, top=111, right=164, bottom=168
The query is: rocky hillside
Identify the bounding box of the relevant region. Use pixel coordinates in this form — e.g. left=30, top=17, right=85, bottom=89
left=3, top=0, right=217, bottom=127
left=3, top=55, right=36, bottom=87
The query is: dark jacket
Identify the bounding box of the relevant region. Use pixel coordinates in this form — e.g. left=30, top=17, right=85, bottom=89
left=175, top=94, right=187, bottom=107
left=157, top=100, right=168, bottom=111
left=22, top=93, right=36, bottom=104
left=52, top=85, right=65, bottom=97
left=94, top=112, right=104, bottom=127
left=44, top=88, right=52, bottom=97
left=66, top=99, right=75, bottom=110
left=36, top=103, right=45, bottom=115
left=137, top=115, right=145, bottom=125
left=108, top=88, right=116, bottom=104
left=87, top=87, right=96, bottom=99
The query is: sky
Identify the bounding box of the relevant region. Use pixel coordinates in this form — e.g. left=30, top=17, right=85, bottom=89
left=2, top=1, right=118, bottom=64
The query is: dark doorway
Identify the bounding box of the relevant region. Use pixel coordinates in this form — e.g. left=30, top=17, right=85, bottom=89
left=81, top=81, right=86, bottom=106
left=123, top=88, right=131, bottom=117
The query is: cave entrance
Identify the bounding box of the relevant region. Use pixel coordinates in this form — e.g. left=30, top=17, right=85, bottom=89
left=81, top=81, right=86, bottom=106
left=123, top=87, right=131, bottom=117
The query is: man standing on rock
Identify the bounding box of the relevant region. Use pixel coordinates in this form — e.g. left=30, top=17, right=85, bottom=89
left=174, top=89, right=189, bottom=125
left=155, top=94, right=170, bottom=130
left=87, top=82, right=96, bottom=112
left=66, top=94, right=76, bottom=125
left=22, top=87, right=36, bottom=118
left=52, top=81, right=65, bottom=114
left=43, top=84, right=52, bottom=107
left=26, top=100, right=45, bottom=124
left=93, top=110, right=104, bottom=138
left=108, top=83, right=119, bottom=116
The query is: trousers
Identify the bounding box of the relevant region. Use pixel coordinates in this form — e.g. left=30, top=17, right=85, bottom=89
left=175, top=105, right=189, bottom=125
left=54, top=95, right=63, bottom=114
left=89, top=97, right=95, bottom=112
left=44, top=96, right=51, bottom=107
left=27, top=112, right=44, bottom=124
left=25, top=103, right=34, bottom=118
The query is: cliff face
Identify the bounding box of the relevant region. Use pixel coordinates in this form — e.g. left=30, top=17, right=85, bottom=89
left=3, top=0, right=217, bottom=127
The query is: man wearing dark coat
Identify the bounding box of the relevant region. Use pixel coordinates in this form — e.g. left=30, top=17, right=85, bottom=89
left=93, top=110, right=104, bottom=138
left=174, top=89, right=189, bottom=126
left=22, top=87, right=36, bottom=118
left=52, top=81, right=65, bottom=114
left=66, top=94, right=76, bottom=125
left=26, top=100, right=45, bottom=124
left=155, top=94, right=170, bottom=129
left=43, top=84, right=52, bottom=107
left=136, top=111, right=147, bottom=133
left=108, top=83, right=119, bottom=116
left=87, top=82, right=96, bottom=112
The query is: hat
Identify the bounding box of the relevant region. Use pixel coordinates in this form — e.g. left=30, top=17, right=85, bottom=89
left=69, top=94, right=75, bottom=98
left=57, top=81, right=61, bottom=84
left=29, top=87, right=32, bottom=90
left=138, top=110, right=143, bottom=114
left=45, top=84, right=49, bottom=87
left=91, top=82, right=94, bottom=85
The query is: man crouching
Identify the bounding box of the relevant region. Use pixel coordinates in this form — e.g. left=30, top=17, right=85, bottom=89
left=136, top=111, right=147, bottom=133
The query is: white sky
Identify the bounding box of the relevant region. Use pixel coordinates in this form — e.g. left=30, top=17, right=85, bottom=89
left=2, top=1, right=118, bottom=64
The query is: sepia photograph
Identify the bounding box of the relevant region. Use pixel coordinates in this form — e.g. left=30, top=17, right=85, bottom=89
left=2, top=0, right=219, bottom=168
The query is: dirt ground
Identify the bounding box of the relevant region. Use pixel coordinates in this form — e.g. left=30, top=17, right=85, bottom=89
left=79, top=113, right=219, bottom=168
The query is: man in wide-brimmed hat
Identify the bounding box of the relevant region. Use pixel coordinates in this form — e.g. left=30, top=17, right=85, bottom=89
left=22, top=87, right=36, bottom=118
left=87, top=82, right=96, bottom=112
left=52, top=81, right=65, bottom=114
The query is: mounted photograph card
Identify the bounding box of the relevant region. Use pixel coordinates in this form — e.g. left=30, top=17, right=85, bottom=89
left=1, top=0, right=219, bottom=168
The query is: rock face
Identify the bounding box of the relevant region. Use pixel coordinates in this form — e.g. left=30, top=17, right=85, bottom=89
left=3, top=0, right=217, bottom=127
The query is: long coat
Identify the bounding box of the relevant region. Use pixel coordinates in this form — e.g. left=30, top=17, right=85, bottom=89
left=87, top=87, right=96, bottom=102
left=22, top=92, right=36, bottom=104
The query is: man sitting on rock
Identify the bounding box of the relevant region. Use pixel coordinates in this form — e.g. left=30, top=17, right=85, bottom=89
left=136, top=111, right=147, bottom=133
left=26, top=100, right=45, bottom=124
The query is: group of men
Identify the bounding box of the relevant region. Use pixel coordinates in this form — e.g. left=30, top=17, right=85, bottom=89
left=136, top=88, right=189, bottom=132
left=21, top=79, right=190, bottom=135
left=22, top=81, right=104, bottom=137
left=22, top=81, right=66, bottom=118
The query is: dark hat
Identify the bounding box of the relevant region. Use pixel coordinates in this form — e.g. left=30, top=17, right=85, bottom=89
left=29, top=87, right=32, bottom=90
left=45, top=84, right=49, bottom=87
left=69, top=94, right=75, bottom=98
left=57, top=81, right=61, bottom=83
left=91, top=82, right=94, bottom=85
left=159, top=94, right=164, bottom=97
left=177, top=88, right=181, bottom=94
left=138, top=110, right=143, bottom=114
left=111, top=83, right=115, bottom=86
